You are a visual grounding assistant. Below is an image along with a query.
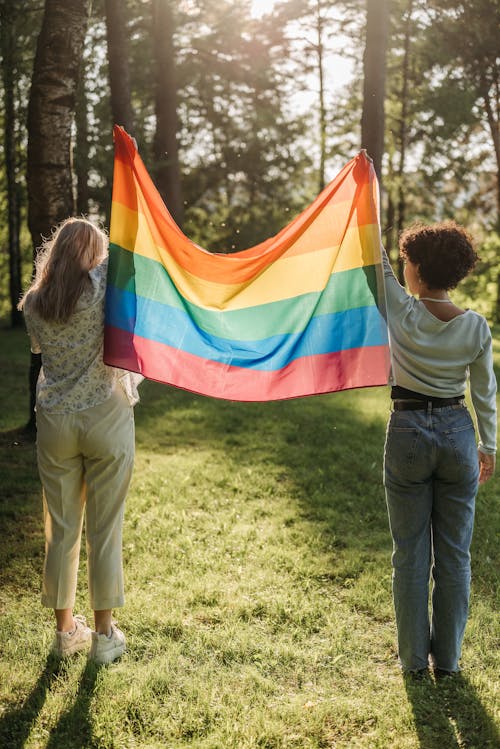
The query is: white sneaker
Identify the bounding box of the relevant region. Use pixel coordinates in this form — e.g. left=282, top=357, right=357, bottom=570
left=89, top=623, right=126, bottom=664
left=51, top=615, right=92, bottom=657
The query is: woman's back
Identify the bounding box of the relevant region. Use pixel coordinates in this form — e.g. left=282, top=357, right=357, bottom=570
left=380, top=221, right=496, bottom=455
left=24, top=259, right=116, bottom=413
left=384, top=282, right=491, bottom=398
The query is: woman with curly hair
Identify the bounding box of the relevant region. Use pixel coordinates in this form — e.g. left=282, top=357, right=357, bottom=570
left=382, top=220, right=496, bottom=676
left=19, top=217, right=141, bottom=664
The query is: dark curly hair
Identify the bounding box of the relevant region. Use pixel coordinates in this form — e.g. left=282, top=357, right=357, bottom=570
left=399, top=220, right=479, bottom=290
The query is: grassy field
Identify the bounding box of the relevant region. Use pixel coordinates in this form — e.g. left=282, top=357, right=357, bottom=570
left=0, top=325, right=498, bottom=749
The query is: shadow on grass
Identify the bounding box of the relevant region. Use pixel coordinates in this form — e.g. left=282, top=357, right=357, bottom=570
left=134, top=381, right=497, bottom=602
left=1, top=376, right=497, bottom=611
left=45, top=660, right=104, bottom=749
left=0, top=654, right=104, bottom=749
left=0, top=654, right=63, bottom=748
left=0, top=427, right=43, bottom=593
left=1, top=373, right=498, bottom=745
left=404, top=671, right=500, bottom=748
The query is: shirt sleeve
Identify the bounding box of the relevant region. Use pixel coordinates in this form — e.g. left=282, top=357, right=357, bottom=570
left=28, top=328, right=41, bottom=355
left=23, top=306, right=42, bottom=355
left=469, top=323, right=497, bottom=454
left=88, top=256, right=109, bottom=302
left=380, top=242, right=410, bottom=310
left=116, top=370, right=144, bottom=406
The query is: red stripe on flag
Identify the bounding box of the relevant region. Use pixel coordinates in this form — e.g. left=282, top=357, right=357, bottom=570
left=104, top=325, right=390, bottom=401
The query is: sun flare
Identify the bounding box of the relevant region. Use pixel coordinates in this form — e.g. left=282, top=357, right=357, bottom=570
left=251, top=0, right=276, bottom=18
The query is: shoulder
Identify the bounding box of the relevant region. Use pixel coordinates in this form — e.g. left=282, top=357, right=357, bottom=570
left=463, top=311, right=493, bottom=359
left=384, top=276, right=413, bottom=312
left=86, top=256, right=109, bottom=302
left=89, top=256, right=109, bottom=285
left=73, top=257, right=109, bottom=313
left=22, top=291, right=39, bottom=323
left=464, top=310, right=491, bottom=336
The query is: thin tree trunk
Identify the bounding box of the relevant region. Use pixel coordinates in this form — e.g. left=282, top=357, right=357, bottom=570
left=75, top=64, right=89, bottom=215
left=385, top=175, right=396, bottom=262
left=396, top=0, right=413, bottom=284
left=361, top=0, right=389, bottom=184
left=316, top=0, right=326, bottom=193
left=1, top=4, right=23, bottom=327
left=152, top=0, right=183, bottom=226
left=105, top=0, right=134, bottom=132
left=479, top=74, right=500, bottom=229
left=477, top=42, right=499, bottom=322
left=26, top=0, right=89, bottom=431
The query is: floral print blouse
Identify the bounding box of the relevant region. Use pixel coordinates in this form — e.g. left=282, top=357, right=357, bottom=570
left=24, top=257, right=142, bottom=413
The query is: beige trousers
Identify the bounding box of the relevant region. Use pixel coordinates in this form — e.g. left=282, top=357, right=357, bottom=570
left=36, top=387, right=135, bottom=610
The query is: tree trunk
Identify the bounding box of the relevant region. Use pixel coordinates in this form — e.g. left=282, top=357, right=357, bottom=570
left=478, top=74, right=500, bottom=322
left=104, top=0, right=134, bottom=133
left=152, top=0, right=183, bottom=226
left=316, top=0, right=326, bottom=193
left=26, top=0, right=89, bottom=431
left=75, top=64, right=89, bottom=215
left=385, top=175, right=396, bottom=262
left=479, top=73, right=500, bottom=230
left=1, top=4, right=23, bottom=327
left=396, top=0, right=413, bottom=284
left=27, top=0, right=89, bottom=246
left=361, top=0, right=389, bottom=184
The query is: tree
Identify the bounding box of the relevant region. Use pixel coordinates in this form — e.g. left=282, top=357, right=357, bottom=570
left=105, top=0, right=134, bottom=132
left=394, top=0, right=413, bottom=279
left=315, top=0, right=327, bottom=192
left=433, top=0, right=500, bottom=322
left=273, top=0, right=353, bottom=192
left=174, top=0, right=313, bottom=251
left=384, top=0, right=500, bottom=320
left=27, top=0, right=90, bottom=247
left=360, top=0, right=389, bottom=181
left=0, top=1, right=23, bottom=326
left=75, top=62, right=90, bottom=215
left=284, top=0, right=331, bottom=193
left=384, top=0, right=415, bottom=279
left=26, top=0, right=89, bottom=428
left=427, top=0, right=500, bottom=228
left=152, top=0, right=183, bottom=226
left=77, top=10, right=116, bottom=222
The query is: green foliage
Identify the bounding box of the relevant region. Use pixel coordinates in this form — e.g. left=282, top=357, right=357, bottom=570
left=173, top=0, right=315, bottom=249
left=384, top=0, right=499, bottom=231
left=453, top=232, right=500, bottom=323
left=1, top=0, right=499, bottom=316
left=0, top=0, right=43, bottom=318
left=0, top=327, right=499, bottom=747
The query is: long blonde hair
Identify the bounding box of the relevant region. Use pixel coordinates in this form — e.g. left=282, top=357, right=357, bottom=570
left=19, top=217, right=108, bottom=323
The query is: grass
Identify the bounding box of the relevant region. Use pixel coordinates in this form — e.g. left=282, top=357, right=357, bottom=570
left=0, top=325, right=498, bottom=749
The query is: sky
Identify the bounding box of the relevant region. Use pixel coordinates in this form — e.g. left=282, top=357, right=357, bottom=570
left=251, top=0, right=276, bottom=16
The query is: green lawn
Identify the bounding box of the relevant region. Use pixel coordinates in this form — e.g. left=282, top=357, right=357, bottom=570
left=0, top=325, right=498, bottom=749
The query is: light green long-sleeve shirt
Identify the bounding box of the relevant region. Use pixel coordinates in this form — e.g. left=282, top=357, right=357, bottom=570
left=381, top=247, right=497, bottom=454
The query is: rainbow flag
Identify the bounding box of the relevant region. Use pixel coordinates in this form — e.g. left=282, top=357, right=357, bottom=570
left=104, top=126, right=390, bottom=401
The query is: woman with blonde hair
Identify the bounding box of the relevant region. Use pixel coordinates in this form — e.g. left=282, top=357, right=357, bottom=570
left=19, top=217, right=141, bottom=664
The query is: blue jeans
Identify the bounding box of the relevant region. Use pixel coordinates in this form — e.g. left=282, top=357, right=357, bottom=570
left=383, top=404, right=479, bottom=672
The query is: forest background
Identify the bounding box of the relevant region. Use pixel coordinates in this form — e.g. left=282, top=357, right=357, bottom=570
left=0, top=0, right=499, bottom=331
left=0, top=3, right=499, bottom=747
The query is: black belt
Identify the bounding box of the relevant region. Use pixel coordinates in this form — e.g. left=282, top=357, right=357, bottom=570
left=392, top=397, right=464, bottom=411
